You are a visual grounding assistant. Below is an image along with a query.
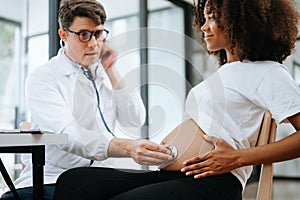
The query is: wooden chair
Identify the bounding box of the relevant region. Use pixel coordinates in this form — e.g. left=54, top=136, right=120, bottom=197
left=255, top=111, right=277, bottom=200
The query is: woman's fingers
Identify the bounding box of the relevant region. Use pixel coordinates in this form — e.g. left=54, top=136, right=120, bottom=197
left=180, top=136, right=239, bottom=178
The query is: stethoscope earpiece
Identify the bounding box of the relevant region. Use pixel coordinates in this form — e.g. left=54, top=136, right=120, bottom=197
left=60, top=39, right=65, bottom=49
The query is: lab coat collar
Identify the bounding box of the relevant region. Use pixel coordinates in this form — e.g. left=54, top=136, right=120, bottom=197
left=57, top=48, right=106, bottom=80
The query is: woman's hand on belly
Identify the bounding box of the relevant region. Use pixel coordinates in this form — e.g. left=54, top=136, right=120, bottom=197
left=181, top=135, right=239, bottom=179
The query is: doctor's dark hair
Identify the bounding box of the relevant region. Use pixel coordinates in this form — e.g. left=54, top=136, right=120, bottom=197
left=193, top=0, right=300, bottom=65
left=58, top=0, right=106, bottom=29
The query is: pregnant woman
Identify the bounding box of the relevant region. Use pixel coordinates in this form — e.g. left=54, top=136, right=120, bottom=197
left=53, top=0, right=300, bottom=199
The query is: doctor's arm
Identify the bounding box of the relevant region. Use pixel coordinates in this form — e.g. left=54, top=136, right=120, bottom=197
left=181, top=112, right=300, bottom=179
left=26, top=68, right=169, bottom=165
left=100, top=41, right=146, bottom=127
left=100, top=41, right=124, bottom=89
left=98, top=42, right=170, bottom=164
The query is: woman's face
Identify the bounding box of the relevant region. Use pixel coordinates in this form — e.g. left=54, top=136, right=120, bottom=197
left=200, top=7, right=231, bottom=53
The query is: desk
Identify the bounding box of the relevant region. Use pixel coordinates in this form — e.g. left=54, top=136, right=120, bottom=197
left=0, top=133, right=68, bottom=200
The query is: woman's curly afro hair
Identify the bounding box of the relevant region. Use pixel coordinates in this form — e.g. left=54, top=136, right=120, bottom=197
left=193, top=0, right=300, bottom=65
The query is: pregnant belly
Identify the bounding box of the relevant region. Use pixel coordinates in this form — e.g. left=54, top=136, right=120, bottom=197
left=159, top=119, right=214, bottom=171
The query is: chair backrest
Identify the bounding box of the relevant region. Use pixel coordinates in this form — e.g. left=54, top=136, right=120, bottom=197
left=255, top=111, right=277, bottom=200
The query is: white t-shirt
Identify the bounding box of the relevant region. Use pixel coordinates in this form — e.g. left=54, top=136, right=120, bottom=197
left=184, top=60, right=300, bottom=189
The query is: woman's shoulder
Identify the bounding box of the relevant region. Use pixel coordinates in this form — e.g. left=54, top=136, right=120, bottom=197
left=220, top=60, right=287, bottom=77
left=223, top=60, right=283, bottom=69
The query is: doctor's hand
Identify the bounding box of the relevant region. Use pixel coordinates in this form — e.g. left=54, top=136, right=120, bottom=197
left=100, top=41, right=118, bottom=70
left=108, top=138, right=173, bottom=166
left=130, top=139, right=173, bottom=166
left=99, top=41, right=125, bottom=89
left=181, top=135, right=239, bottom=179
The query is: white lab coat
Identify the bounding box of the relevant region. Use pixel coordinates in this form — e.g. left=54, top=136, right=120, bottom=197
left=14, top=48, right=146, bottom=188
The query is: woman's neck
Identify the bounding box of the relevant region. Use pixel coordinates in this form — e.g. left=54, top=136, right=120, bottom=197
left=226, top=47, right=239, bottom=63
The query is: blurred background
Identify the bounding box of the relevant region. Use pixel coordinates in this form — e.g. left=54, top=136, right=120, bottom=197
left=0, top=0, right=299, bottom=199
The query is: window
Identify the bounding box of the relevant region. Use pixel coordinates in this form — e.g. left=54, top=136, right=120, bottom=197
left=93, top=0, right=196, bottom=170
left=0, top=0, right=49, bottom=193
left=292, top=38, right=300, bottom=85
left=148, top=3, right=186, bottom=144
left=0, top=17, right=22, bottom=193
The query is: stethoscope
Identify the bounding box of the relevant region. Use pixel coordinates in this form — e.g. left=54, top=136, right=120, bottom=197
left=61, top=40, right=115, bottom=137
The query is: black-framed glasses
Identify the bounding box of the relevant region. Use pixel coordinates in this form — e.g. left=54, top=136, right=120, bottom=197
left=64, top=28, right=109, bottom=43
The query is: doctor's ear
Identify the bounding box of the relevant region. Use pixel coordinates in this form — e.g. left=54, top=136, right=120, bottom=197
left=58, top=28, right=67, bottom=41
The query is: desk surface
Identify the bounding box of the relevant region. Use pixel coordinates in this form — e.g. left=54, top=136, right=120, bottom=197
left=0, top=133, right=68, bottom=147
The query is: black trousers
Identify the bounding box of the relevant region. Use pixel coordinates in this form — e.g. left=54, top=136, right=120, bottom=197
left=53, top=167, right=242, bottom=200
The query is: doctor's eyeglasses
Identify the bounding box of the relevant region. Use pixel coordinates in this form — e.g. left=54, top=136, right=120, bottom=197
left=64, top=28, right=109, bottom=43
